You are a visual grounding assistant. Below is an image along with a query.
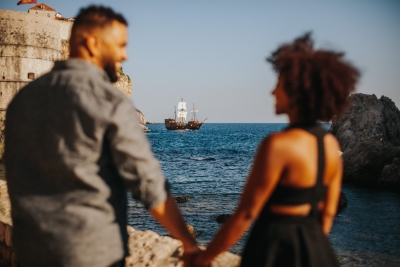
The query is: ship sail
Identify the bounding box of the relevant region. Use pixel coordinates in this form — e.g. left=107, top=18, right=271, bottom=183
left=177, top=99, right=187, bottom=120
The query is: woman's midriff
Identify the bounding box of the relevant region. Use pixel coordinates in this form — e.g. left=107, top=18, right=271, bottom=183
left=269, top=201, right=324, bottom=216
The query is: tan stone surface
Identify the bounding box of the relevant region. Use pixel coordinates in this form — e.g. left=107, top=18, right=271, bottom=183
left=0, top=166, right=241, bottom=266
left=114, top=74, right=133, bottom=98
left=0, top=166, right=12, bottom=226
left=125, top=227, right=241, bottom=267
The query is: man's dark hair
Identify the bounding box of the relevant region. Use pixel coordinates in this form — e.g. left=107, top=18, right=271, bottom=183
left=72, top=5, right=128, bottom=32
left=267, top=32, right=360, bottom=122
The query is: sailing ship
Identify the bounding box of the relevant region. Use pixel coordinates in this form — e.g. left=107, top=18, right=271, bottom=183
left=165, top=99, right=207, bottom=130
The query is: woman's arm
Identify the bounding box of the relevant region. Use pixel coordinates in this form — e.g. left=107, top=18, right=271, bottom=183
left=194, top=135, right=287, bottom=266
left=321, top=139, right=343, bottom=235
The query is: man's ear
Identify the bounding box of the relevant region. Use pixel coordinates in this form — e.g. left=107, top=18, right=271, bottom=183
left=85, top=35, right=101, bottom=58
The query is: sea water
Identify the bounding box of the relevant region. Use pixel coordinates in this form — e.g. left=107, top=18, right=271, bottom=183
left=127, top=123, right=400, bottom=266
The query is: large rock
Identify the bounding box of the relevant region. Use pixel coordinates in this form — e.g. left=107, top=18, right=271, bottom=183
left=125, top=227, right=240, bottom=267
left=379, top=157, right=400, bottom=184
left=330, top=94, right=400, bottom=185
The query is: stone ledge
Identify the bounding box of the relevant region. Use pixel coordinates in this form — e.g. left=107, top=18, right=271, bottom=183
left=126, top=227, right=241, bottom=267
left=0, top=175, right=241, bottom=267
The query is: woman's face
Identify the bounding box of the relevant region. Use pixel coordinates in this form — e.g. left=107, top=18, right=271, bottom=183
left=271, top=75, right=290, bottom=115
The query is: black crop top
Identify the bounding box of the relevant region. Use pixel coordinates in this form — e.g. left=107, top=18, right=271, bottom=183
left=268, top=122, right=327, bottom=205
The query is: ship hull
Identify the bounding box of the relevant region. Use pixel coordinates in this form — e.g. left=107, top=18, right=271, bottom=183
left=186, top=120, right=203, bottom=130
left=165, top=119, right=187, bottom=130
left=164, top=119, right=203, bottom=130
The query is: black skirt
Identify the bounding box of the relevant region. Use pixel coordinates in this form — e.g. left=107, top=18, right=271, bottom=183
left=240, top=213, right=339, bottom=267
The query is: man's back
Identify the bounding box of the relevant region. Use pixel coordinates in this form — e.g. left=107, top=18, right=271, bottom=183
left=5, top=59, right=168, bottom=267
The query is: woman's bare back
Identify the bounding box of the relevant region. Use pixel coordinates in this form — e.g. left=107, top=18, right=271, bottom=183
left=268, top=128, right=342, bottom=218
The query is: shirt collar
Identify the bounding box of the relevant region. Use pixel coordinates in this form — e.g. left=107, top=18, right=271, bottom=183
left=53, top=58, right=111, bottom=82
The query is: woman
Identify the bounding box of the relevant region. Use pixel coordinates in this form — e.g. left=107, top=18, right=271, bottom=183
left=194, top=33, right=360, bottom=267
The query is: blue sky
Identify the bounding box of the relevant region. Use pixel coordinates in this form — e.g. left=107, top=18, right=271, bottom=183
left=2, top=0, right=400, bottom=122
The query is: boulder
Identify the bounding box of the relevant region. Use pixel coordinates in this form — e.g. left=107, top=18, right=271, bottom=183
left=330, top=94, right=400, bottom=185
left=216, top=214, right=231, bottom=224
left=337, top=192, right=347, bottom=214
left=379, top=157, right=400, bottom=185
left=125, top=226, right=240, bottom=267
left=186, top=224, right=201, bottom=238
left=175, top=197, right=190, bottom=203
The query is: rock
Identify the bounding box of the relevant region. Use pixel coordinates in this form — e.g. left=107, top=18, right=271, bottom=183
left=216, top=214, right=231, bottom=223
left=330, top=94, right=400, bottom=185
left=337, top=192, right=347, bottom=214
left=175, top=197, right=190, bottom=203
left=186, top=224, right=201, bottom=238
left=342, top=138, right=399, bottom=183
left=379, top=157, right=400, bottom=185
left=126, top=226, right=240, bottom=267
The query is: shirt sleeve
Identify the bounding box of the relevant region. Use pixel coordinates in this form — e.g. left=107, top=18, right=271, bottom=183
left=106, top=97, right=169, bottom=210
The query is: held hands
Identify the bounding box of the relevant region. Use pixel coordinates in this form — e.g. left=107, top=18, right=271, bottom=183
left=193, top=250, right=212, bottom=267
left=181, top=244, right=200, bottom=267
left=181, top=247, right=212, bottom=267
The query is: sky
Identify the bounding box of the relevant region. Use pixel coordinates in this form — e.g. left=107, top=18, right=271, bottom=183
left=1, top=0, right=400, bottom=122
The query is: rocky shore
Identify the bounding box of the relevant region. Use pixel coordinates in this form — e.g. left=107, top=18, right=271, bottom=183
left=330, top=93, right=400, bottom=187
left=0, top=164, right=240, bottom=267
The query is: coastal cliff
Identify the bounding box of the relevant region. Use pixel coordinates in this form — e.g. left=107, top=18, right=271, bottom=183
left=329, top=93, right=400, bottom=186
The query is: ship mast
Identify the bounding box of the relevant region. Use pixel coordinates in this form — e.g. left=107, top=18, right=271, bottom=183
left=191, top=103, right=199, bottom=121
left=174, top=106, right=176, bottom=120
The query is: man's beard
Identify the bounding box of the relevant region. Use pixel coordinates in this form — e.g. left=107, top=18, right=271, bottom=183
left=104, top=61, right=119, bottom=83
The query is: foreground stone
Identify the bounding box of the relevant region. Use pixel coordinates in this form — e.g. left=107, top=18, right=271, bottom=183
left=0, top=173, right=240, bottom=267
left=337, top=192, right=347, bottom=214
left=175, top=197, right=191, bottom=203
left=216, top=214, right=232, bottom=224
left=187, top=224, right=201, bottom=238
left=126, top=227, right=241, bottom=267
left=330, top=93, right=400, bottom=185
left=379, top=157, right=400, bottom=184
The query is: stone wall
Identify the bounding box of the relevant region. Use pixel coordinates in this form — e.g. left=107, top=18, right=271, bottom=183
left=0, top=8, right=146, bottom=157
left=57, top=19, right=73, bottom=40
left=0, top=177, right=15, bottom=267
left=0, top=9, right=64, bottom=111
left=0, top=9, right=73, bottom=150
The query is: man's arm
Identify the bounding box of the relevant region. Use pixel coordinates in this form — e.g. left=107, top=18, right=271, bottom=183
left=106, top=96, right=198, bottom=260
left=150, top=194, right=198, bottom=254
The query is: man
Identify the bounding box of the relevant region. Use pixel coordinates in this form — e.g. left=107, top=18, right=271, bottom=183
left=5, top=5, right=198, bottom=267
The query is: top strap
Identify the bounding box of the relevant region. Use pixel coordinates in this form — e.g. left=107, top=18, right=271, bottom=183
left=286, top=122, right=327, bottom=217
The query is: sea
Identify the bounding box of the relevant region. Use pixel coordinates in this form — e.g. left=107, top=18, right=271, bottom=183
left=127, top=123, right=400, bottom=267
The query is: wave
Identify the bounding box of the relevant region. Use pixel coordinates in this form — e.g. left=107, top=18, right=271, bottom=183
left=189, top=156, right=216, bottom=161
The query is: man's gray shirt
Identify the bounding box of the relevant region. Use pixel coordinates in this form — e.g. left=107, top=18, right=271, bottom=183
left=5, top=59, right=169, bottom=267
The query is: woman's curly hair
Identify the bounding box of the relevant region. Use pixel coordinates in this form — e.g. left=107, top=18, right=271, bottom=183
left=267, top=32, right=360, bottom=122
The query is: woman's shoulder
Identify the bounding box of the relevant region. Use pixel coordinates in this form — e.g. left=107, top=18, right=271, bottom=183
left=259, top=131, right=295, bottom=154
left=261, top=129, right=340, bottom=154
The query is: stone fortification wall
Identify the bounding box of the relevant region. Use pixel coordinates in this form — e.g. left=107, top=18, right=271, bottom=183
left=0, top=9, right=63, bottom=111
left=0, top=9, right=73, bottom=145
left=58, top=19, right=73, bottom=41
left=0, top=172, right=15, bottom=267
